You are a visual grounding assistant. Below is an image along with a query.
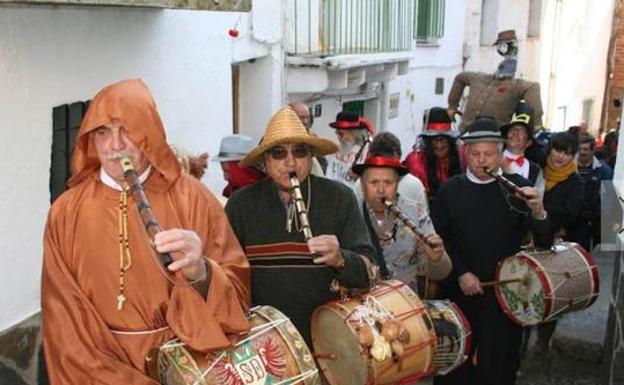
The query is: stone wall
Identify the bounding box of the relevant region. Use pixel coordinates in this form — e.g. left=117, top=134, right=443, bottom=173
left=604, top=0, right=624, bottom=132
left=603, top=246, right=624, bottom=385
left=0, top=313, right=46, bottom=385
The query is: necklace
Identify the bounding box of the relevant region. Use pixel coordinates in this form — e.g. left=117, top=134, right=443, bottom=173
left=117, top=190, right=132, bottom=310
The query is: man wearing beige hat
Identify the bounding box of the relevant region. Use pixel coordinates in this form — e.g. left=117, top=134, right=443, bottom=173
left=225, top=107, right=376, bottom=348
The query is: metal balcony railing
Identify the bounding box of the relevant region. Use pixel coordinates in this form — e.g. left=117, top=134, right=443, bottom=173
left=288, top=0, right=415, bottom=57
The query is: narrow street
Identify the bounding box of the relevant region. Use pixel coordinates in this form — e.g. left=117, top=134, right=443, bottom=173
left=517, top=246, right=614, bottom=385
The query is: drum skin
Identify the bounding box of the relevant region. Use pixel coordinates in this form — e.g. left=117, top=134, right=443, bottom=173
left=157, top=306, right=320, bottom=385
left=495, top=242, right=600, bottom=326
left=424, top=300, right=472, bottom=376
left=311, top=280, right=436, bottom=385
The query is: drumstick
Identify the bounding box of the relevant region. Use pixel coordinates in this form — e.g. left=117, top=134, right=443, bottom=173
left=480, top=278, right=525, bottom=288
left=313, top=353, right=336, bottom=360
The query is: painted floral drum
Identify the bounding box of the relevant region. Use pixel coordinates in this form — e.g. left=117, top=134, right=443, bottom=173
left=424, top=300, right=472, bottom=376
left=311, top=280, right=436, bottom=385
left=157, top=305, right=320, bottom=385
left=495, top=242, right=600, bottom=326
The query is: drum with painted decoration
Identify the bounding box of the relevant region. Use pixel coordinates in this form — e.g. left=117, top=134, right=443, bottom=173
left=494, top=242, right=600, bottom=326
left=424, top=300, right=471, bottom=376
left=311, top=280, right=436, bottom=385
left=156, top=305, right=319, bottom=385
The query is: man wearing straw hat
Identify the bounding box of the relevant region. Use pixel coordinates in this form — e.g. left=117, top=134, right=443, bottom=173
left=431, top=116, right=552, bottom=385
left=225, top=107, right=376, bottom=347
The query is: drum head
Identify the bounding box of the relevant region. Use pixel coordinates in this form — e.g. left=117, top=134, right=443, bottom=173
left=312, top=307, right=366, bottom=385
left=425, top=300, right=471, bottom=376
left=495, top=254, right=549, bottom=326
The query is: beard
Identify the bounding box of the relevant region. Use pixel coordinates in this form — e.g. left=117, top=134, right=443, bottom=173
left=339, top=139, right=357, bottom=154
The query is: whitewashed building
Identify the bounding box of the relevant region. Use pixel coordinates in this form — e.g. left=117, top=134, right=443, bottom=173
left=0, top=1, right=285, bottom=382
left=462, top=0, right=613, bottom=134
left=284, top=0, right=466, bottom=157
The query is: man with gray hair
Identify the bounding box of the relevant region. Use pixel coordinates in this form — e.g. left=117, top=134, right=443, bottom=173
left=431, top=116, right=552, bottom=385
left=325, top=111, right=372, bottom=188
left=289, top=101, right=328, bottom=175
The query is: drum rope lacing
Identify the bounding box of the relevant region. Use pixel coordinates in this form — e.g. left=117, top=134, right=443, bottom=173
left=508, top=254, right=599, bottom=322
left=160, top=318, right=294, bottom=385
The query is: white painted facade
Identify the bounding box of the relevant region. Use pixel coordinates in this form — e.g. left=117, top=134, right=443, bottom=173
left=0, top=2, right=285, bottom=332
left=286, top=1, right=467, bottom=158
left=463, top=0, right=541, bottom=80
left=461, top=0, right=613, bottom=134
left=384, top=2, right=467, bottom=157
left=537, top=0, right=613, bottom=133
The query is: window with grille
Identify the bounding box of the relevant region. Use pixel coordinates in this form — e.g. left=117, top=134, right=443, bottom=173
left=415, top=0, right=445, bottom=43
left=50, top=101, right=89, bottom=203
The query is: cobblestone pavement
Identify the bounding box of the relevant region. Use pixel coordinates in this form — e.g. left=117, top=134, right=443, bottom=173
left=517, top=347, right=600, bottom=385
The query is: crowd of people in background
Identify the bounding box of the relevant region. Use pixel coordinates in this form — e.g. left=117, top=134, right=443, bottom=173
left=42, top=78, right=618, bottom=385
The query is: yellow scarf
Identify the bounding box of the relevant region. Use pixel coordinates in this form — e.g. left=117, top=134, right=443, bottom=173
left=544, top=157, right=577, bottom=191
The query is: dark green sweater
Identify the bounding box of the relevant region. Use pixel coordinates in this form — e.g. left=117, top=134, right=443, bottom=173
left=225, top=175, right=375, bottom=347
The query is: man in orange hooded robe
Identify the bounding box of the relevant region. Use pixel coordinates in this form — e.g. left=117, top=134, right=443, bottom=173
left=42, top=79, right=250, bottom=384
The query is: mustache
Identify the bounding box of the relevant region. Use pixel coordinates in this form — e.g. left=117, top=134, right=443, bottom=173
left=104, top=152, right=132, bottom=161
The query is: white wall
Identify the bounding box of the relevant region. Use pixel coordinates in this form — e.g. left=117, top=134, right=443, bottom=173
left=463, top=0, right=541, bottom=81
left=0, top=2, right=283, bottom=331
left=384, top=0, right=466, bottom=156
left=538, top=0, right=613, bottom=133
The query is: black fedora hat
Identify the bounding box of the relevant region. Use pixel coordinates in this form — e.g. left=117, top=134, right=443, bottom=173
left=420, top=107, right=458, bottom=138
left=461, top=116, right=504, bottom=143
left=329, top=111, right=368, bottom=130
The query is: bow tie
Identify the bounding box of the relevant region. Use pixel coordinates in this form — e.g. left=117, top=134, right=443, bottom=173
left=504, top=155, right=525, bottom=167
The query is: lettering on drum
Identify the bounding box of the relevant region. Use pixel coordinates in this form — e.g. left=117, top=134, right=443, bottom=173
left=234, top=355, right=268, bottom=385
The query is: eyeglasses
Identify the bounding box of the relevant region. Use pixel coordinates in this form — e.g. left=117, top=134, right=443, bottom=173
left=267, top=144, right=311, bottom=160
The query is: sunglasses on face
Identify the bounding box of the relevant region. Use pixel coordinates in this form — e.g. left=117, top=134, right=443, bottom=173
left=267, top=144, right=311, bottom=160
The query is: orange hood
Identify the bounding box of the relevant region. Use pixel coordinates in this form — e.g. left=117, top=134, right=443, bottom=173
left=68, top=79, right=181, bottom=188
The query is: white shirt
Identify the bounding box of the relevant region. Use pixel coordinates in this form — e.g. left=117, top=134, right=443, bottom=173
left=502, top=149, right=530, bottom=179
left=100, top=166, right=151, bottom=191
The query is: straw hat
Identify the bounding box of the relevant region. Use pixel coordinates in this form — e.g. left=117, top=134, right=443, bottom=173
left=240, top=107, right=339, bottom=167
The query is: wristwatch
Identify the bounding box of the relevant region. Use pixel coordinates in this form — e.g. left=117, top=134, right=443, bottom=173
left=533, top=210, right=548, bottom=221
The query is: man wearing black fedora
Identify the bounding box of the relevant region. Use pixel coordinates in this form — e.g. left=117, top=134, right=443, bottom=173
left=326, top=111, right=372, bottom=188
left=431, top=116, right=553, bottom=385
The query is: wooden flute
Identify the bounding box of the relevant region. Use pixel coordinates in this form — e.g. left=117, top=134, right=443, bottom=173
left=483, top=167, right=531, bottom=200
left=120, top=156, right=173, bottom=267
left=347, top=135, right=372, bottom=179
left=288, top=172, right=314, bottom=241
left=382, top=198, right=436, bottom=248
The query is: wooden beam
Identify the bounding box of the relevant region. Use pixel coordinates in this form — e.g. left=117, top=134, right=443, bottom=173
left=0, top=0, right=251, bottom=11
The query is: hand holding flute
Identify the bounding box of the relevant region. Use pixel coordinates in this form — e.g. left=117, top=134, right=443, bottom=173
left=120, top=156, right=208, bottom=283
left=382, top=198, right=444, bottom=262
left=288, top=172, right=345, bottom=270
left=483, top=167, right=547, bottom=220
